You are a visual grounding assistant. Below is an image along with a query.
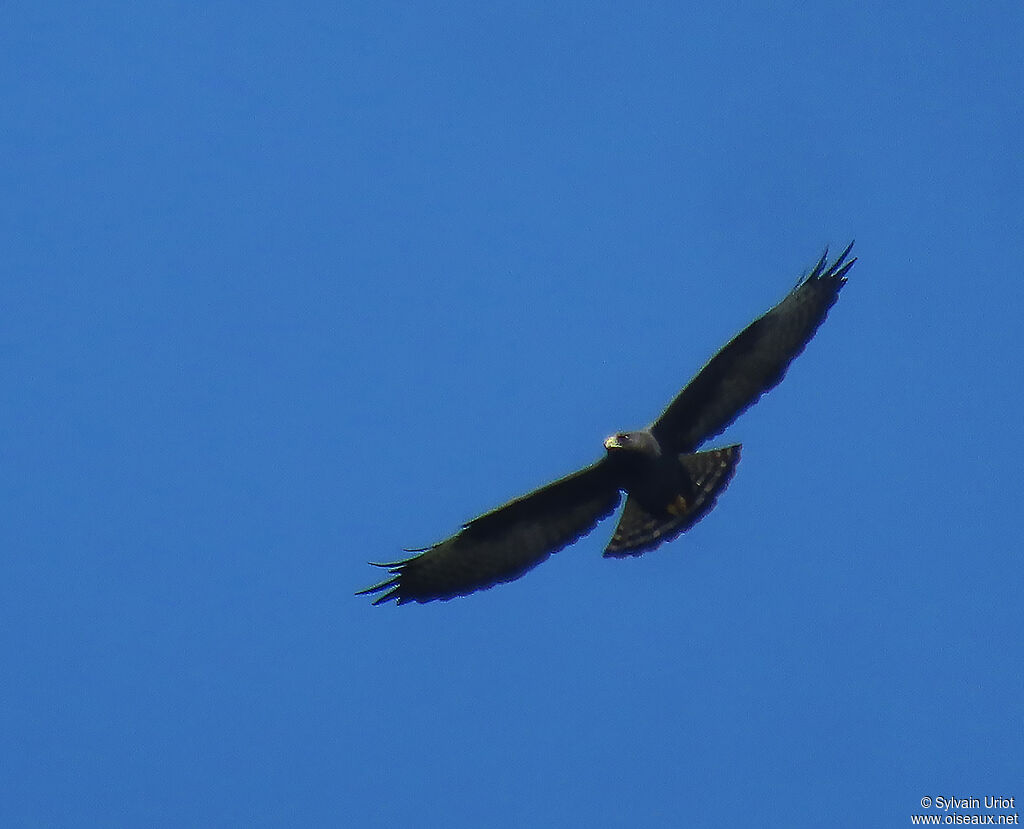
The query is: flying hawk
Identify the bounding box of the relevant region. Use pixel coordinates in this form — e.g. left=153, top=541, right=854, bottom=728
left=359, top=243, right=855, bottom=605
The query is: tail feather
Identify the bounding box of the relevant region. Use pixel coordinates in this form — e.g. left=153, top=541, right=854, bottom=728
left=604, top=445, right=740, bottom=557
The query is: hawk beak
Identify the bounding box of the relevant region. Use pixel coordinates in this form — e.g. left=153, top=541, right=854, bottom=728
left=604, top=435, right=622, bottom=450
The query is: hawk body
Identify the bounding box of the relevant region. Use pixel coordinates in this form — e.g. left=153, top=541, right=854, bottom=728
left=604, top=444, right=741, bottom=557
left=359, top=243, right=855, bottom=605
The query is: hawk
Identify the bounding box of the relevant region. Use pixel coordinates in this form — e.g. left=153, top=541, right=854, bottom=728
left=359, top=243, right=855, bottom=605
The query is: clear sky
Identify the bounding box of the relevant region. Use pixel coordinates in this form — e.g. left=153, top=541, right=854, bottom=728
left=2, top=2, right=1022, bottom=827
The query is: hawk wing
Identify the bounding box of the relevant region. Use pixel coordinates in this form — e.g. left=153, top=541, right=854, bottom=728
left=358, top=461, right=621, bottom=604
left=651, top=243, right=854, bottom=453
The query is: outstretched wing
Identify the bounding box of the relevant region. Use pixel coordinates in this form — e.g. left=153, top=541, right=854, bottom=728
left=651, top=243, right=854, bottom=453
left=358, top=461, right=621, bottom=605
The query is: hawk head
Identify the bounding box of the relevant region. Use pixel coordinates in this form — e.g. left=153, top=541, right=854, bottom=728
left=603, top=430, right=662, bottom=459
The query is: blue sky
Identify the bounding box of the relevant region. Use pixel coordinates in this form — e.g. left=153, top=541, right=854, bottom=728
left=2, top=2, right=1022, bottom=826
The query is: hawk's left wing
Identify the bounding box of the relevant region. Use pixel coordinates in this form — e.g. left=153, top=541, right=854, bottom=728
left=651, top=243, right=854, bottom=454
left=358, top=460, right=621, bottom=605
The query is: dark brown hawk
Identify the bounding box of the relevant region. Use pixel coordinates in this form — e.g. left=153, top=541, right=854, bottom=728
left=359, top=243, right=855, bottom=605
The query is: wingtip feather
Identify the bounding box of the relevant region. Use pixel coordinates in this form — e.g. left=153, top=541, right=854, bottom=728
left=823, top=241, right=855, bottom=275
left=798, top=241, right=855, bottom=289
left=808, top=248, right=829, bottom=280
left=355, top=574, right=402, bottom=602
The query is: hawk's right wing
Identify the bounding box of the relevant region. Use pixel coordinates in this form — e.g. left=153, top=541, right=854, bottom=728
left=358, top=460, right=621, bottom=605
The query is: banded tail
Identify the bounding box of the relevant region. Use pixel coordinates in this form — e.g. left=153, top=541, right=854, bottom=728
left=604, top=445, right=741, bottom=557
